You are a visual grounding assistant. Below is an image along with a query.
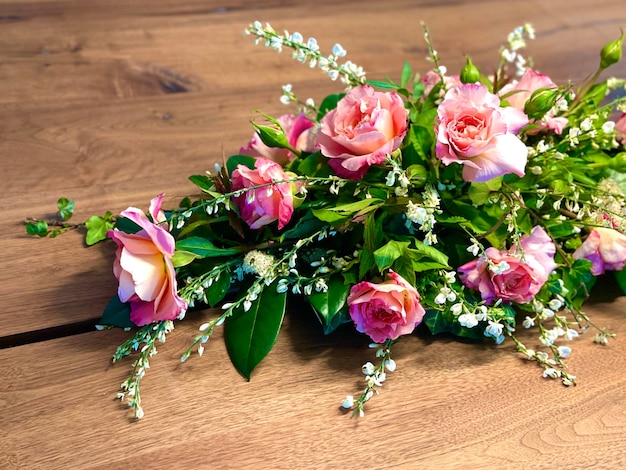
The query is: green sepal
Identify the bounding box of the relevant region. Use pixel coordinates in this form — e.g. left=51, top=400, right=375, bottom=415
left=99, top=294, right=134, bottom=329
left=308, top=274, right=351, bottom=334
left=224, top=283, right=287, bottom=380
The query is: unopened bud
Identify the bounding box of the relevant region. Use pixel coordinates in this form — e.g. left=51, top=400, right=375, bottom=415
left=600, top=30, right=624, bottom=70
left=460, top=56, right=481, bottom=84
left=523, top=87, right=561, bottom=119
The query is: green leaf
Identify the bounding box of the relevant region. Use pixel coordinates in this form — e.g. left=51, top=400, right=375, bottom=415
left=615, top=269, right=626, bottom=294
left=468, top=178, right=502, bottom=206
left=207, top=270, right=232, bottom=307
left=374, top=240, right=410, bottom=272
left=57, top=198, right=75, bottom=221
left=224, top=284, right=287, bottom=380
left=391, top=253, right=416, bottom=286
left=171, top=250, right=198, bottom=267
left=85, top=215, right=114, bottom=246
left=308, top=274, right=351, bottom=334
left=175, top=237, right=244, bottom=258
left=189, top=174, right=214, bottom=192
left=280, top=212, right=326, bottom=240
left=423, top=309, right=484, bottom=340
left=99, top=294, right=134, bottom=329
left=400, top=61, right=412, bottom=88
left=226, top=155, right=257, bottom=176
left=366, top=80, right=398, bottom=90
left=114, top=216, right=142, bottom=234
left=26, top=220, right=49, bottom=237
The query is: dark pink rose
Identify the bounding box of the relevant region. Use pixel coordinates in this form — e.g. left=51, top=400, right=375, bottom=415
left=231, top=158, right=296, bottom=230
left=458, top=226, right=557, bottom=304
left=316, top=85, right=409, bottom=180
left=573, top=227, right=626, bottom=275
left=435, top=83, right=529, bottom=182
left=239, top=113, right=317, bottom=165
left=108, top=194, right=187, bottom=326
left=499, top=69, right=568, bottom=134
left=347, top=270, right=425, bottom=343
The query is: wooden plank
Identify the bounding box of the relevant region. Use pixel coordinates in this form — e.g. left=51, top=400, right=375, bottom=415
left=1, top=290, right=625, bottom=469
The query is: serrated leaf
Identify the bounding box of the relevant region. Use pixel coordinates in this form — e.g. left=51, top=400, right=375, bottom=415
left=308, top=274, right=351, bottom=334
left=317, top=93, right=344, bottom=120
left=224, top=284, right=286, bottom=380
left=99, top=294, right=134, bottom=329
left=85, top=215, right=114, bottom=246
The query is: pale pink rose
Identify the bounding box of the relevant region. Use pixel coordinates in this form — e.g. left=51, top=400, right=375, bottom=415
left=421, top=70, right=462, bottom=98
left=615, top=113, right=626, bottom=144
left=458, top=226, right=557, bottom=304
left=231, top=158, right=295, bottom=230
left=435, top=83, right=529, bottom=182
left=316, top=85, right=409, bottom=180
left=347, top=270, right=425, bottom=343
left=239, top=113, right=317, bottom=165
left=499, top=69, right=568, bottom=134
left=572, top=227, right=626, bottom=275
left=107, top=194, right=187, bottom=326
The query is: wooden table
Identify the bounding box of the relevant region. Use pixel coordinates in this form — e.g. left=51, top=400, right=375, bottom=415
left=1, top=1, right=625, bottom=468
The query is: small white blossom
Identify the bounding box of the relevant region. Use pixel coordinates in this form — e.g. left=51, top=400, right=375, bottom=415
left=341, top=395, right=354, bottom=409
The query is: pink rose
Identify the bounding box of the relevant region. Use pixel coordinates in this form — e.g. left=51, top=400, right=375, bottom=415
left=458, top=226, right=557, bottom=304
left=347, top=270, right=425, bottom=343
left=573, top=227, right=626, bottom=275
left=615, top=113, right=626, bottom=144
left=107, top=194, right=187, bottom=327
left=435, top=83, right=529, bottom=182
left=231, top=157, right=296, bottom=230
left=499, top=69, right=568, bottom=134
left=421, top=69, right=462, bottom=98
left=239, top=113, right=317, bottom=165
left=316, top=85, right=409, bottom=180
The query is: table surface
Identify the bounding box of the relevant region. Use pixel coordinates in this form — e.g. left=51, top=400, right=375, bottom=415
left=1, top=0, right=626, bottom=468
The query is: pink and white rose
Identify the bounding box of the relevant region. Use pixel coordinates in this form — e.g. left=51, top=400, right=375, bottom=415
left=231, top=157, right=297, bottom=230
left=573, top=227, right=626, bottom=275
left=107, top=194, right=187, bottom=327
left=435, top=83, right=529, bottom=182
left=239, top=113, right=317, bottom=165
left=458, top=226, right=557, bottom=304
left=316, top=85, right=409, bottom=180
left=347, top=270, right=425, bottom=343
left=499, top=69, right=568, bottom=134
left=421, top=69, right=462, bottom=98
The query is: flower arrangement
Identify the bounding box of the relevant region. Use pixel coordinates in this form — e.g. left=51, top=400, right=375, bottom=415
left=26, top=22, right=626, bottom=419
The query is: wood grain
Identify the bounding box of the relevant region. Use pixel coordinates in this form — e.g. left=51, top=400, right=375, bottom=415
left=0, top=0, right=625, bottom=468
left=1, top=291, right=625, bottom=469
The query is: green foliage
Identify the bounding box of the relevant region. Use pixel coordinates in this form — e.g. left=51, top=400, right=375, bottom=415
left=226, top=155, right=257, bottom=175
left=26, top=220, right=49, bottom=237
left=100, top=294, right=134, bottom=329
left=308, top=274, right=351, bottom=334
left=224, top=284, right=287, bottom=380
left=175, top=236, right=245, bottom=258
left=85, top=214, right=114, bottom=245
left=56, top=198, right=75, bottom=221
left=317, top=93, right=345, bottom=120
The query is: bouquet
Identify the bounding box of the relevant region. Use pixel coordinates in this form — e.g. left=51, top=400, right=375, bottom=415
left=27, top=22, right=626, bottom=419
